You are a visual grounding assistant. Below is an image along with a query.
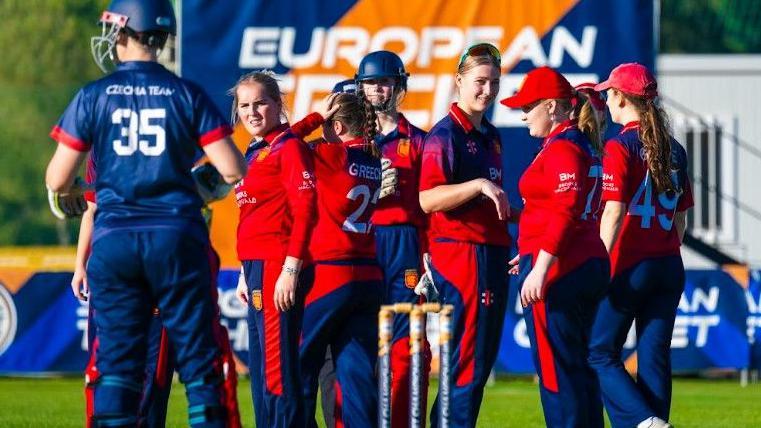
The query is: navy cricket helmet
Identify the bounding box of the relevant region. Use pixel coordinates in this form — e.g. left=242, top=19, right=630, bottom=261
left=332, top=79, right=358, bottom=94
left=91, top=0, right=176, bottom=73
left=103, top=0, right=176, bottom=35
left=355, top=51, right=409, bottom=90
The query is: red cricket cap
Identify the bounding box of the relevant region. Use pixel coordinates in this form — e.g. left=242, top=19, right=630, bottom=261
left=574, top=82, right=606, bottom=111
left=594, top=63, right=658, bottom=99
left=500, top=66, right=574, bottom=108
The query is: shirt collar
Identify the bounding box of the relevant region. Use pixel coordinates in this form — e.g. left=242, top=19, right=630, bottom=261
left=449, top=102, right=489, bottom=134
left=376, top=113, right=411, bottom=145
left=620, top=121, right=640, bottom=133
left=546, top=119, right=576, bottom=139
left=448, top=102, right=477, bottom=134
left=542, top=119, right=577, bottom=148
left=116, top=61, right=167, bottom=72
left=342, top=137, right=367, bottom=149
left=396, top=113, right=411, bottom=137
left=263, top=122, right=290, bottom=145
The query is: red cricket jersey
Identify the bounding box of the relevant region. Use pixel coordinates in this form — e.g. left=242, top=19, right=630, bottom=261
left=372, top=113, right=427, bottom=228
left=235, top=123, right=317, bottom=261
left=602, top=121, right=694, bottom=275
left=309, top=138, right=382, bottom=261
left=518, top=120, right=607, bottom=284
left=419, top=103, right=510, bottom=246
left=292, top=112, right=427, bottom=228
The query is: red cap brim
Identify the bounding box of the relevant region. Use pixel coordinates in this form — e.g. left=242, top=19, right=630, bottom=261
left=500, top=92, right=537, bottom=109
left=594, top=80, right=612, bottom=92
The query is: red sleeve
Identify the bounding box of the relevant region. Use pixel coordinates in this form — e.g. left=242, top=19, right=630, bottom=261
left=50, top=126, right=90, bottom=152
left=677, top=175, right=694, bottom=211
left=198, top=125, right=233, bottom=147
left=419, top=130, right=453, bottom=191
left=281, top=138, right=317, bottom=259
left=601, top=140, right=630, bottom=202
left=290, top=112, right=325, bottom=140
left=540, top=141, right=587, bottom=255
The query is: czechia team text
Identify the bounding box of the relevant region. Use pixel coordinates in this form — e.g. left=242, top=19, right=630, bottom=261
left=106, top=85, right=175, bottom=96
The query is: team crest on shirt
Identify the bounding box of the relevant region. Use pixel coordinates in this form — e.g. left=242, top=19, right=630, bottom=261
left=493, top=141, right=501, bottom=155
left=404, top=269, right=419, bottom=289
left=397, top=139, right=411, bottom=157
left=256, top=146, right=271, bottom=162
left=251, top=290, right=263, bottom=311
left=467, top=141, right=478, bottom=155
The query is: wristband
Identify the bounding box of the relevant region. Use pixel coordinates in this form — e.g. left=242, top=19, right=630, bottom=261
left=282, top=265, right=299, bottom=275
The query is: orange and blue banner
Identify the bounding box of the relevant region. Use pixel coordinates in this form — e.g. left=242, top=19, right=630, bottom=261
left=180, top=0, right=657, bottom=269
left=0, top=247, right=755, bottom=374
left=500, top=267, right=752, bottom=374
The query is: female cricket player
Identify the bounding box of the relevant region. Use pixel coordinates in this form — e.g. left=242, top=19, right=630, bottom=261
left=501, top=66, right=609, bottom=428
left=418, top=43, right=511, bottom=427
left=45, top=1, right=246, bottom=426
left=589, top=63, right=693, bottom=428
left=74, top=156, right=242, bottom=428
left=231, top=71, right=317, bottom=427
left=292, top=92, right=384, bottom=427
left=354, top=51, right=431, bottom=427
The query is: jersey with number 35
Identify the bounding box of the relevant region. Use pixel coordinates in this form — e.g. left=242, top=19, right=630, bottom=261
left=50, top=61, right=232, bottom=232
left=602, top=122, right=694, bottom=275
left=309, top=139, right=382, bottom=262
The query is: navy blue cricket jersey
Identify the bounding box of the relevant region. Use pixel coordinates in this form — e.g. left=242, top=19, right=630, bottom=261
left=50, top=61, right=232, bottom=235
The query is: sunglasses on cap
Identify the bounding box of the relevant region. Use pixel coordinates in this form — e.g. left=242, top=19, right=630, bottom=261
left=457, top=43, right=501, bottom=69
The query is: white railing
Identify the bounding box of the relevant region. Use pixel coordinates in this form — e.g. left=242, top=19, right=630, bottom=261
left=672, top=114, right=739, bottom=245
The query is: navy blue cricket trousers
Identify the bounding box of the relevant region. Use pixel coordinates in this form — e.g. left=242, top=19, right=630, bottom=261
left=520, top=255, right=609, bottom=428
left=87, top=227, right=224, bottom=427
left=588, top=255, right=685, bottom=428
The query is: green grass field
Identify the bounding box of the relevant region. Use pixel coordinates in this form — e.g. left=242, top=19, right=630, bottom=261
left=0, top=377, right=758, bottom=427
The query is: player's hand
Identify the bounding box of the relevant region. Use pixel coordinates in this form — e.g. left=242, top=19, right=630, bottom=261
left=316, top=93, right=341, bottom=121
left=414, top=253, right=439, bottom=302
left=520, top=266, right=546, bottom=307
left=71, top=265, right=89, bottom=301
left=273, top=268, right=298, bottom=312
left=236, top=267, right=248, bottom=306
left=479, top=178, right=510, bottom=221
left=379, top=158, right=398, bottom=199
left=48, top=177, right=90, bottom=220
left=508, top=254, right=520, bottom=275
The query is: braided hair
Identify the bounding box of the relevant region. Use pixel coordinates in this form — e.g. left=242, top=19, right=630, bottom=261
left=328, top=93, right=381, bottom=158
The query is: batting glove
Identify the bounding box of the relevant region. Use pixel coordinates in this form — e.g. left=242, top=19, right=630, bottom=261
left=192, top=162, right=233, bottom=203
left=47, top=177, right=90, bottom=220
left=414, top=253, right=439, bottom=302
left=379, top=157, right=398, bottom=199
